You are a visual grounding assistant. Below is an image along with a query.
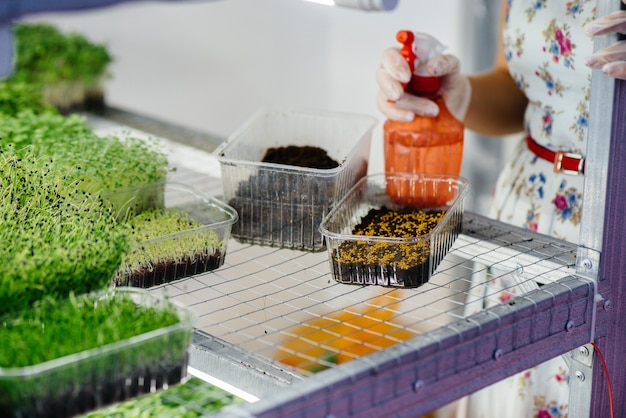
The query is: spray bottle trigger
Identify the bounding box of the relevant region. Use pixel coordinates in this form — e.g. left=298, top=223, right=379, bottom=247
left=396, top=30, right=416, bottom=74
left=386, top=30, right=416, bottom=104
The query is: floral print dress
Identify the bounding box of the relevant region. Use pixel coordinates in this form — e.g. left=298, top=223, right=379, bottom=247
left=458, top=1, right=596, bottom=418
left=489, top=0, right=595, bottom=243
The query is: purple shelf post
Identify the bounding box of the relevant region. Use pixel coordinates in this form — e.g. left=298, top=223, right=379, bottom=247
left=591, top=76, right=626, bottom=418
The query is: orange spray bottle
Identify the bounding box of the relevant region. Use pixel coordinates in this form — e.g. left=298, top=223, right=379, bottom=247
left=384, top=31, right=464, bottom=207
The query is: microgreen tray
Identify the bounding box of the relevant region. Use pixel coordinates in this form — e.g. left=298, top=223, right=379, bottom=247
left=110, top=182, right=238, bottom=288
left=81, top=377, right=245, bottom=417
left=0, top=288, right=194, bottom=418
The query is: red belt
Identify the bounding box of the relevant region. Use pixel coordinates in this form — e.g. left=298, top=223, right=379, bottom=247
left=526, top=135, right=585, bottom=175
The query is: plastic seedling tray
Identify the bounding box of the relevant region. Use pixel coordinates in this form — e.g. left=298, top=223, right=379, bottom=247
left=82, top=376, right=245, bottom=417
left=0, top=288, right=194, bottom=418
left=320, top=173, right=469, bottom=288
left=111, top=182, right=238, bottom=288
left=214, top=108, right=376, bottom=251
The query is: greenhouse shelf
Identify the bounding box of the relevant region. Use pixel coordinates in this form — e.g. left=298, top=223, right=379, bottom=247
left=85, top=78, right=622, bottom=417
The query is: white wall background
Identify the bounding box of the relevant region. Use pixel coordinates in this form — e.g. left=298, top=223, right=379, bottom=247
left=22, top=0, right=507, bottom=214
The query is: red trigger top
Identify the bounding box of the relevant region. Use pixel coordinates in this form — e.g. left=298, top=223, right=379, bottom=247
left=396, top=30, right=416, bottom=74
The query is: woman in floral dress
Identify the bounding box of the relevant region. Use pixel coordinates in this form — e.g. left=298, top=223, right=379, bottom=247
left=376, top=0, right=626, bottom=416
left=488, top=0, right=593, bottom=243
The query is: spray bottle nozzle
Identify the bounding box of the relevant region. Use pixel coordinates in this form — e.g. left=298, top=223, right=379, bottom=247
left=396, top=30, right=413, bottom=44
left=396, top=30, right=416, bottom=74
left=395, top=30, right=445, bottom=95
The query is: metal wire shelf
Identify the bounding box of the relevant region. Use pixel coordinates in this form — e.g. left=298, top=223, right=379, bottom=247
left=163, top=161, right=595, bottom=417
left=88, top=114, right=598, bottom=417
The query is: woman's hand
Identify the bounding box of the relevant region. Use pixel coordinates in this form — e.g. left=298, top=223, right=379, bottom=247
left=584, top=2, right=626, bottom=80
left=375, top=47, right=471, bottom=122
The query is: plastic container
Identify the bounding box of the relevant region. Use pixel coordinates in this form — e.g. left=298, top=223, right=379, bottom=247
left=320, top=173, right=469, bottom=288
left=109, top=182, right=238, bottom=288
left=81, top=377, right=244, bottom=417
left=383, top=31, right=464, bottom=207
left=0, top=288, right=194, bottom=418
left=214, top=108, right=376, bottom=251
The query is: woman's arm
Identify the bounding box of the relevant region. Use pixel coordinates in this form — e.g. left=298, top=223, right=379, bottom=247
left=463, top=0, right=528, bottom=136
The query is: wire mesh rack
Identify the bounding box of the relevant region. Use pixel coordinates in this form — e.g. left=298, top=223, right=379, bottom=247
left=169, top=158, right=595, bottom=417
left=88, top=114, right=598, bottom=417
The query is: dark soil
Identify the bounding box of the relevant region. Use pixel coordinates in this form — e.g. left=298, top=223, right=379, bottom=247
left=57, top=92, right=105, bottom=115
left=115, top=251, right=224, bottom=288
left=262, top=145, right=339, bottom=169
left=229, top=145, right=355, bottom=251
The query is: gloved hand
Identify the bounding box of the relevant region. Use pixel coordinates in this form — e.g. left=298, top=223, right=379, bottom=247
left=584, top=1, right=626, bottom=80
left=376, top=47, right=471, bottom=122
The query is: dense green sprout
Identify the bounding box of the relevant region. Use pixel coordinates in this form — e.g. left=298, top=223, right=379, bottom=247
left=81, top=377, right=244, bottom=417
left=0, top=111, right=169, bottom=193
left=0, top=147, right=129, bottom=316
left=117, top=208, right=221, bottom=276
left=0, top=82, right=55, bottom=116
left=0, top=288, right=193, bottom=417
left=0, top=290, right=180, bottom=368
left=11, top=22, right=112, bottom=87
left=0, top=44, right=169, bottom=315
left=3, top=22, right=113, bottom=111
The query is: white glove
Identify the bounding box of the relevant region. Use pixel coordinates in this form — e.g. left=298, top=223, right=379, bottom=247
left=376, top=47, right=471, bottom=122
left=584, top=2, right=626, bottom=80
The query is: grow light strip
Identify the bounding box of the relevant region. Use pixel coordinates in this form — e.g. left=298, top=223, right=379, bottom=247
left=188, top=366, right=260, bottom=403
left=303, top=0, right=399, bottom=11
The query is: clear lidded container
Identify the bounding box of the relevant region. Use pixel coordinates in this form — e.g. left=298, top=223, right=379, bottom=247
left=107, top=182, right=238, bottom=288
left=214, top=108, right=377, bottom=251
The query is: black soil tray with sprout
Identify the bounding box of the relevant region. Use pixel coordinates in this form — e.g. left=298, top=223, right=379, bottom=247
left=321, top=173, right=469, bottom=288
left=331, top=206, right=447, bottom=288
left=112, top=183, right=238, bottom=288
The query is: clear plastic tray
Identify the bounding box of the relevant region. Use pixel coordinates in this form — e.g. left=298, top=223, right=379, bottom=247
left=320, top=173, right=470, bottom=288
left=214, top=108, right=376, bottom=251
left=0, top=288, right=194, bottom=418
left=81, top=376, right=245, bottom=417
left=110, top=182, right=238, bottom=288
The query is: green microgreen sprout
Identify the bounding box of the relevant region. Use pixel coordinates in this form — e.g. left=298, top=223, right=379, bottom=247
left=116, top=208, right=222, bottom=279
left=0, top=289, right=193, bottom=417
left=0, top=81, right=56, bottom=116
left=8, top=22, right=112, bottom=110
left=0, top=24, right=203, bottom=415
left=0, top=290, right=181, bottom=368
left=0, top=111, right=170, bottom=205
left=80, top=377, right=245, bottom=417
left=0, top=146, right=129, bottom=316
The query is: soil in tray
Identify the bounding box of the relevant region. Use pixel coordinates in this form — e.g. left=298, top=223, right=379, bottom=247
left=115, top=207, right=226, bottom=288
left=261, top=145, right=339, bottom=169
left=116, top=251, right=224, bottom=288
left=332, top=206, right=446, bottom=288
left=56, top=92, right=105, bottom=115
left=228, top=145, right=343, bottom=250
